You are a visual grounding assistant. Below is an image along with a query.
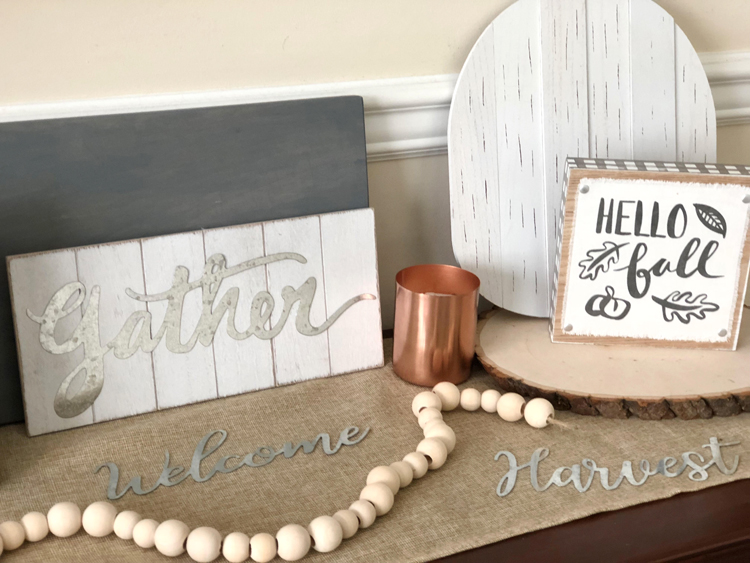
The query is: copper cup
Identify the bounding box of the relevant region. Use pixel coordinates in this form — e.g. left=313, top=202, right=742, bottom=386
left=393, top=264, right=480, bottom=386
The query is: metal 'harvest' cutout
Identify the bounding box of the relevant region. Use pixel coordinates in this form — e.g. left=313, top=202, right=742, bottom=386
left=495, top=437, right=740, bottom=496
left=28, top=252, right=375, bottom=419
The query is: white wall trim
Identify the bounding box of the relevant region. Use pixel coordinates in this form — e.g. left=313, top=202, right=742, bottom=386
left=1, top=51, right=749, bottom=162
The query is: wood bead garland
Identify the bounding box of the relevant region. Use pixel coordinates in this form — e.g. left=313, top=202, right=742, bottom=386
left=0, top=386, right=555, bottom=562
left=275, top=524, right=311, bottom=561
left=81, top=501, right=117, bottom=538
left=132, top=519, right=159, bottom=549
left=47, top=502, right=81, bottom=538
left=366, top=465, right=401, bottom=495
left=249, top=532, right=277, bottom=563
left=154, top=519, right=190, bottom=557
left=222, top=531, right=251, bottom=563
left=113, top=511, right=142, bottom=541
left=0, top=521, right=24, bottom=551
left=186, top=527, right=222, bottom=563
left=20, top=512, right=48, bottom=543
left=411, top=391, right=442, bottom=416
left=459, top=388, right=481, bottom=411
left=432, top=381, right=461, bottom=410
left=307, top=516, right=343, bottom=553
left=332, top=510, right=359, bottom=539
left=359, top=483, right=395, bottom=516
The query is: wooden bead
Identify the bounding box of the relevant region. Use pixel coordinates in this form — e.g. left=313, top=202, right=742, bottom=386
left=82, top=501, right=117, bottom=537
left=481, top=389, right=502, bottom=413
left=459, top=388, right=481, bottom=411
left=416, top=437, right=448, bottom=469
left=47, top=502, right=81, bottom=538
left=308, top=515, right=343, bottom=553
left=402, top=451, right=429, bottom=478
left=524, top=397, right=555, bottom=428
left=21, top=512, right=49, bottom=542
left=222, top=532, right=250, bottom=563
left=113, top=510, right=142, bottom=541
left=249, top=532, right=276, bottom=563
left=359, top=482, right=394, bottom=516
left=411, top=391, right=442, bottom=416
left=422, top=417, right=449, bottom=432
left=132, top=519, right=159, bottom=549
left=417, top=407, right=443, bottom=429
left=432, top=381, right=461, bottom=410
left=366, top=465, right=400, bottom=495
left=154, top=519, right=190, bottom=557
left=348, top=500, right=376, bottom=529
left=389, top=461, right=414, bottom=488
left=423, top=422, right=456, bottom=453
left=276, top=524, right=311, bottom=561
left=497, top=392, right=526, bottom=422
left=0, top=521, right=25, bottom=550
left=332, top=510, right=359, bottom=539
left=186, top=526, right=222, bottom=563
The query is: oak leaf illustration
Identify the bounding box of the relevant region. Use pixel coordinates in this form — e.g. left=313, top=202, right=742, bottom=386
left=651, top=291, right=719, bottom=324
left=693, top=203, right=727, bottom=238
left=578, top=242, right=629, bottom=281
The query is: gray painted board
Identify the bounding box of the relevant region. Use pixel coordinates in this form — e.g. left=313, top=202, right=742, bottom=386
left=0, top=96, right=369, bottom=425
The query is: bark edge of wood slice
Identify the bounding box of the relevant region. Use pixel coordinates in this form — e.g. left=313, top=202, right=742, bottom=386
left=475, top=308, right=750, bottom=420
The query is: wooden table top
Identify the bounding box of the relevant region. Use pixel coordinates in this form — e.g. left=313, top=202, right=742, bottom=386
left=435, top=478, right=750, bottom=563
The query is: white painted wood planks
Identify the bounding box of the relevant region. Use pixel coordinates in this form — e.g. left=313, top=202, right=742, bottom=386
left=8, top=209, right=383, bottom=436
left=448, top=0, right=716, bottom=318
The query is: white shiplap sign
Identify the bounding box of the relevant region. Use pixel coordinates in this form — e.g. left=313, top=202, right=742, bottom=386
left=9, top=209, right=383, bottom=436
left=448, top=0, right=717, bottom=319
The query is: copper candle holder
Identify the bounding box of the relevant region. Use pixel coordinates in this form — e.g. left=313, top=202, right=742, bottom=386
left=393, top=264, right=480, bottom=386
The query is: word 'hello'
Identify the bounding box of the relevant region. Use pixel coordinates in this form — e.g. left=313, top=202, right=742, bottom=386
left=28, top=252, right=375, bottom=418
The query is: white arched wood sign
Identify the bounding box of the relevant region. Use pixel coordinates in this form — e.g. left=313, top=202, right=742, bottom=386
left=448, top=0, right=716, bottom=317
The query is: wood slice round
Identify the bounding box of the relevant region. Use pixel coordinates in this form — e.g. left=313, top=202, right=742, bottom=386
left=475, top=308, right=750, bottom=420
left=448, top=0, right=716, bottom=318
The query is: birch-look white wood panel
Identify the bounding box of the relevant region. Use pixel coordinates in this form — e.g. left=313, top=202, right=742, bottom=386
left=541, top=0, right=589, bottom=303
left=320, top=209, right=383, bottom=375
left=141, top=232, right=219, bottom=410
left=675, top=27, right=717, bottom=163
left=76, top=242, right=156, bottom=421
left=586, top=0, right=632, bottom=159
left=203, top=224, right=275, bottom=397
left=448, top=24, right=504, bottom=307
left=629, top=0, right=676, bottom=162
left=8, top=251, right=90, bottom=436
left=494, top=0, right=548, bottom=315
left=264, top=216, right=331, bottom=386
left=9, top=209, right=383, bottom=435
left=448, top=0, right=716, bottom=318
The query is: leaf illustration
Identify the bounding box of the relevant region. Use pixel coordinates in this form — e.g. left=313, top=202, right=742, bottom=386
left=578, top=241, right=629, bottom=281
left=651, top=291, right=720, bottom=324
left=693, top=203, right=727, bottom=238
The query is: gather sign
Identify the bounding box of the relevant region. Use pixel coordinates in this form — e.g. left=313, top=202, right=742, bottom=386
left=9, top=209, right=384, bottom=436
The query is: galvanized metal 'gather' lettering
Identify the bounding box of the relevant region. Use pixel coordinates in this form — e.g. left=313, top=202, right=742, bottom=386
left=26, top=252, right=375, bottom=419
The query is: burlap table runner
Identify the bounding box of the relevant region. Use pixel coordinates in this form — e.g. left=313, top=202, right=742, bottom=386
left=1, top=339, right=748, bottom=562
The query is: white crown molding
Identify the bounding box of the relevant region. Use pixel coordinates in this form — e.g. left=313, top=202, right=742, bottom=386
left=1, top=51, right=749, bottom=162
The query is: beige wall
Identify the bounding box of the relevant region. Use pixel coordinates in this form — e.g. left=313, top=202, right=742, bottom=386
left=2, top=1, right=750, bottom=325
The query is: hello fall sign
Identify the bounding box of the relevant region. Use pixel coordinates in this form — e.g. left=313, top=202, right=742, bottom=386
left=8, top=209, right=383, bottom=436
left=552, top=160, right=750, bottom=349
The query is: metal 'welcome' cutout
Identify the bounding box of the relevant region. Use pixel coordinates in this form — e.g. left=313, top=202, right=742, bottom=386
left=96, top=426, right=369, bottom=500
left=9, top=209, right=384, bottom=436
left=27, top=252, right=374, bottom=419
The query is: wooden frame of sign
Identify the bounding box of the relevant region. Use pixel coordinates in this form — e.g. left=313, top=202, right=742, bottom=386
left=8, top=208, right=383, bottom=436
left=550, top=158, right=750, bottom=350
